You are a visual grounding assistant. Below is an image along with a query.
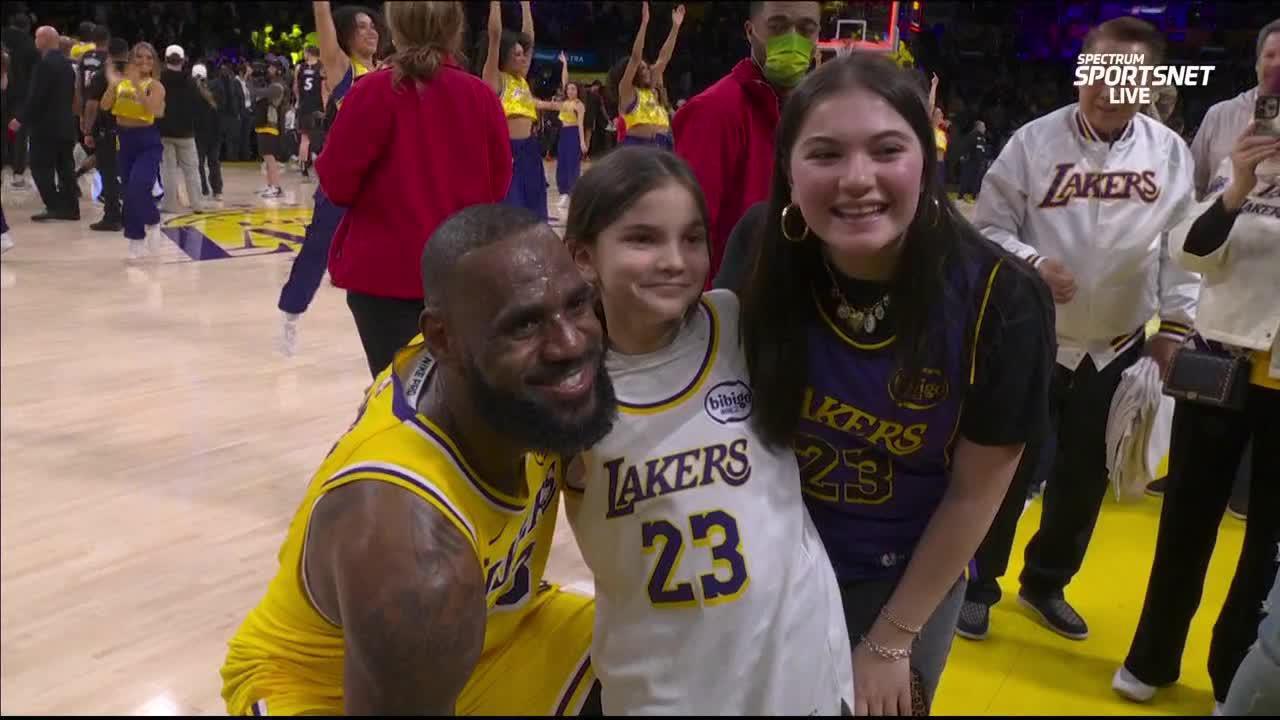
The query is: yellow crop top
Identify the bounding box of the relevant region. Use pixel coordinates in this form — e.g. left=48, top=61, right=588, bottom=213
left=622, top=87, right=669, bottom=130
left=558, top=101, right=580, bottom=125
left=112, top=79, right=155, bottom=124
left=500, top=72, right=537, bottom=120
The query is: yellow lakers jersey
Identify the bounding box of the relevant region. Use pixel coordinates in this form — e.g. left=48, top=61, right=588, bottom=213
left=220, top=341, right=567, bottom=715
left=501, top=72, right=538, bottom=120
left=622, top=87, right=669, bottom=130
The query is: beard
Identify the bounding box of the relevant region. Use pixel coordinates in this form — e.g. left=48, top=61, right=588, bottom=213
left=464, top=356, right=618, bottom=457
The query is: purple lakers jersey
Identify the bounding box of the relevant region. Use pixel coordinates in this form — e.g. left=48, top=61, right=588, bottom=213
left=798, top=256, right=1004, bottom=583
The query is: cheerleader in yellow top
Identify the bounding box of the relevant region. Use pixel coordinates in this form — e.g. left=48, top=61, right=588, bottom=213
left=554, top=51, right=587, bottom=212
left=482, top=0, right=564, bottom=221
left=610, top=2, right=685, bottom=150
left=98, top=42, right=166, bottom=261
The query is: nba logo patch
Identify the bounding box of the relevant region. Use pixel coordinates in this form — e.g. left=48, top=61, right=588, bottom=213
left=705, top=381, right=752, bottom=424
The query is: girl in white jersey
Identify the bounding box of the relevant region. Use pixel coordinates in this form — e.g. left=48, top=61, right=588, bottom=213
left=561, top=146, right=855, bottom=715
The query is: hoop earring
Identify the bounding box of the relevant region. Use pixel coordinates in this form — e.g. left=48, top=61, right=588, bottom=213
left=781, top=203, right=810, bottom=243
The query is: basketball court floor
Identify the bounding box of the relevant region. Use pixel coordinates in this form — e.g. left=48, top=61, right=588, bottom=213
left=0, top=163, right=1244, bottom=715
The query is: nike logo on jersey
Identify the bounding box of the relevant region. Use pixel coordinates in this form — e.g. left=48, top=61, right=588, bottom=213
left=486, top=468, right=558, bottom=604
left=1037, top=163, right=1161, bottom=208
left=603, top=439, right=752, bottom=518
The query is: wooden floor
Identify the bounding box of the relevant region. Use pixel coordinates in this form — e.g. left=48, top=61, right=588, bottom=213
left=0, top=164, right=1243, bottom=715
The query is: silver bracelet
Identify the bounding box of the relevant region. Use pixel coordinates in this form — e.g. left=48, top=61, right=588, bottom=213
left=859, top=636, right=912, bottom=662
left=879, top=607, right=923, bottom=636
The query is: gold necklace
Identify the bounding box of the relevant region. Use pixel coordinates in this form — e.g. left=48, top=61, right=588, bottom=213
left=822, top=258, right=890, bottom=335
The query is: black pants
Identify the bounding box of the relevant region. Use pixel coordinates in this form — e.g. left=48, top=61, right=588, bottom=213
left=240, top=114, right=256, bottom=161
left=30, top=136, right=77, bottom=215
left=968, top=345, right=1142, bottom=603
left=1123, top=386, right=1280, bottom=702
left=220, top=116, right=241, bottom=162
left=1017, top=342, right=1144, bottom=598
left=966, top=425, right=1051, bottom=605
left=94, top=128, right=121, bottom=220
left=346, top=291, right=425, bottom=379
left=197, top=133, right=224, bottom=196
left=959, top=160, right=988, bottom=198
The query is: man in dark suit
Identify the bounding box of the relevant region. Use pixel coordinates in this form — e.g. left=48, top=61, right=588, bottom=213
left=2, top=12, right=38, bottom=187
left=8, top=25, right=78, bottom=220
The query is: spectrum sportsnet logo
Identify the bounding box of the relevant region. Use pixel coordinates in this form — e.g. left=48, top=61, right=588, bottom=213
left=1073, top=53, right=1215, bottom=106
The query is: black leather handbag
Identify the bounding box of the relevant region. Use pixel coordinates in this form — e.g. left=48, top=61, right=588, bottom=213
left=1162, top=338, right=1252, bottom=412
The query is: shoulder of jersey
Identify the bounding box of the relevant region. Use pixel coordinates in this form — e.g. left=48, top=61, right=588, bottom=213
left=701, top=288, right=739, bottom=321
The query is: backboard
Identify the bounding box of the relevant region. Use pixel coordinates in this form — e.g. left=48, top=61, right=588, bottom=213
left=817, top=1, right=900, bottom=60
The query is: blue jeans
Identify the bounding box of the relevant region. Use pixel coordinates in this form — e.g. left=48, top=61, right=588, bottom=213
left=840, top=572, right=966, bottom=708
left=1224, top=572, right=1280, bottom=715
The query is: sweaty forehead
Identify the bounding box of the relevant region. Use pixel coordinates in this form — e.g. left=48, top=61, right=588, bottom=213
left=455, top=231, right=578, bottom=315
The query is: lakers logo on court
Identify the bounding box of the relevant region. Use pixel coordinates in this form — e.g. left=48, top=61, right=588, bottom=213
left=161, top=207, right=312, bottom=262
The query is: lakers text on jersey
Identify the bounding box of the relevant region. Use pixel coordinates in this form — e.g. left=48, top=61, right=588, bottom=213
left=219, top=341, right=596, bottom=716
left=564, top=290, right=854, bottom=715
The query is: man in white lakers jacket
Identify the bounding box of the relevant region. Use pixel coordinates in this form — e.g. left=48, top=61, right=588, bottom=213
left=958, top=16, right=1199, bottom=643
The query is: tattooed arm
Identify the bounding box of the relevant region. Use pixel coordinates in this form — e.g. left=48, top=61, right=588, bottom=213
left=306, top=480, right=486, bottom=715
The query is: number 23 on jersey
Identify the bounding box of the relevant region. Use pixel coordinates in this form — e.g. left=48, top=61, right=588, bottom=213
left=642, top=509, right=749, bottom=608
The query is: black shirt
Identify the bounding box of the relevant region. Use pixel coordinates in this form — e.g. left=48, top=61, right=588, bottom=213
left=80, top=49, right=106, bottom=97
left=18, top=49, right=77, bottom=141
left=84, top=60, right=118, bottom=133
left=297, top=64, right=324, bottom=113
left=157, top=67, right=201, bottom=138
left=715, top=200, right=1055, bottom=447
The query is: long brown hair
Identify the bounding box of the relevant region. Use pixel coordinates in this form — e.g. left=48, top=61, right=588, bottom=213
left=383, top=1, right=464, bottom=85
left=739, top=53, right=1043, bottom=450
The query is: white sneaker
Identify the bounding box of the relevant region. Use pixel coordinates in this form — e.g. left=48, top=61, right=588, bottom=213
left=127, top=239, right=148, bottom=261
left=278, top=313, right=299, bottom=357
left=146, top=225, right=167, bottom=254
left=1112, top=666, right=1156, bottom=703
left=1, top=233, right=14, bottom=254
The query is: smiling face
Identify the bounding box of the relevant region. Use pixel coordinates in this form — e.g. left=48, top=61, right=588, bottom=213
left=444, top=228, right=617, bottom=456
left=575, top=181, right=710, bottom=341
left=788, top=86, right=925, bottom=277
left=352, top=12, right=380, bottom=58
left=132, top=45, right=157, bottom=76
left=504, top=41, right=530, bottom=74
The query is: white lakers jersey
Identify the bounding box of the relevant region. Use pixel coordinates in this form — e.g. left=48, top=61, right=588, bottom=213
left=564, top=290, right=854, bottom=715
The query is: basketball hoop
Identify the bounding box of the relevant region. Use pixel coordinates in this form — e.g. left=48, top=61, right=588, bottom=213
left=816, top=3, right=900, bottom=60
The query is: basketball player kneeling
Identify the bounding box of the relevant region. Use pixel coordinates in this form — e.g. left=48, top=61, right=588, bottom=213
left=220, top=205, right=618, bottom=715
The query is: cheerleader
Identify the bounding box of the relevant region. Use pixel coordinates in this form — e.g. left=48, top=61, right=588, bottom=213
left=482, top=0, right=562, bottom=220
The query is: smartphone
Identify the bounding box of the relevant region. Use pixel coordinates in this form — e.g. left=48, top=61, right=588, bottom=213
left=1256, top=72, right=1280, bottom=181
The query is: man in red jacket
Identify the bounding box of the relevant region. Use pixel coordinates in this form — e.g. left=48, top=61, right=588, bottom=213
left=672, top=1, right=821, bottom=284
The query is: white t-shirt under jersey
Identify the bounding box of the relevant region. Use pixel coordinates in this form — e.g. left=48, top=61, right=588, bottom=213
left=565, top=289, right=854, bottom=715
